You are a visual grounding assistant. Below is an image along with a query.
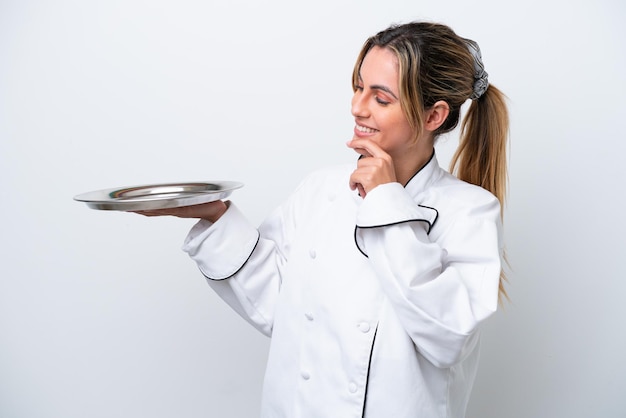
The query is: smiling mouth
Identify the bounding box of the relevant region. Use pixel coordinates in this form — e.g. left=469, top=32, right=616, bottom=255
left=356, top=124, right=378, bottom=134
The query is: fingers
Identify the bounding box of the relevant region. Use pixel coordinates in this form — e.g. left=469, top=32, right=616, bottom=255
left=347, top=138, right=397, bottom=198
left=132, top=200, right=228, bottom=222
left=356, top=183, right=366, bottom=198
left=346, top=138, right=386, bottom=158
left=132, top=207, right=195, bottom=217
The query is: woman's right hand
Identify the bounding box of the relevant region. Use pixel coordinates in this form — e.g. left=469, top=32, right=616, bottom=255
left=133, top=200, right=228, bottom=223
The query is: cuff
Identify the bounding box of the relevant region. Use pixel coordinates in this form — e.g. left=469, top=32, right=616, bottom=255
left=356, top=183, right=438, bottom=232
left=182, top=202, right=259, bottom=280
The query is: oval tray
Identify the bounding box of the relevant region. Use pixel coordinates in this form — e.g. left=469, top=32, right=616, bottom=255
left=74, top=181, right=243, bottom=211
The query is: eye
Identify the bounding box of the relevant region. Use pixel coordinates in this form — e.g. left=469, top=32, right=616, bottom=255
left=375, top=96, right=390, bottom=106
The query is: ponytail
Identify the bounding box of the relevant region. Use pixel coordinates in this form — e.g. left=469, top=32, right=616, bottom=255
left=449, top=84, right=509, bottom=208
left=450, top=84, right=510, bottom=301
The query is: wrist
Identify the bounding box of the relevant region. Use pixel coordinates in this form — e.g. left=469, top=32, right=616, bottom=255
left=204, top=200, right=228, bottom=223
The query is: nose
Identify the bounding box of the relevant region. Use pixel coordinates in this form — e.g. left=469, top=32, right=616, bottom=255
left=351, top=91, right=369, bottom=118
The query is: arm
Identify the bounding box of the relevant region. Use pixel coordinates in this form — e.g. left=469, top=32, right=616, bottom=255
left=180, top=201, right=293, bottom=337
left=179, top=172, right=319, bottom=336
left=137, top=201, right=279, bottom=335
left=355, top=182, right=502, bottom=367
left=134, top=191, right=298, bottom=336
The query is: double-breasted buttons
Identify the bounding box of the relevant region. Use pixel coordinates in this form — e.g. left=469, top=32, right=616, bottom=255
left=358, top=322, right=370, bottom=333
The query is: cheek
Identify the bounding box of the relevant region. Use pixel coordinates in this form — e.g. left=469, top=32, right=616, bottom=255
left=387, top=113, right=414, bottom=139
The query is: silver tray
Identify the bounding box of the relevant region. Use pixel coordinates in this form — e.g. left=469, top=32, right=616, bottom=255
left=74, top=181, right=243, bottom=211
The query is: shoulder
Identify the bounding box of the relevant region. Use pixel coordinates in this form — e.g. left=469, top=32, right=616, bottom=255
left=277, top=163, right=353, bottom=211
left=436, top=170, right=498, bottom=203
left=427, top=170, right=501, bottom=224
left=294, top=163, right=353, bottom=193
left=302, top=163, right=353, bottom=181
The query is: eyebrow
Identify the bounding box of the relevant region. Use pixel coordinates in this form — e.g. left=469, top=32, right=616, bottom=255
left=357, top=74, right=399, bottom=100
left=370, top=84, right=399, bottom=100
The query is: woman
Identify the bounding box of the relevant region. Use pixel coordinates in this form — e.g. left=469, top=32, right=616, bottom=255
left=140, top=21, right=509, bottom=418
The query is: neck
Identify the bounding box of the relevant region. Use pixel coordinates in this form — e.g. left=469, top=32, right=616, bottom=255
left=394, top=146, right=434, bottom=186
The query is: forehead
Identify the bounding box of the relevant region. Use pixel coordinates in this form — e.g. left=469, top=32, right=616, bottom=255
left=360, top=46, right=400, bottom=88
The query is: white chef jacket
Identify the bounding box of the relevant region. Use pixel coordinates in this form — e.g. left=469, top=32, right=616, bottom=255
left=182, top=153, right=503, bottom=418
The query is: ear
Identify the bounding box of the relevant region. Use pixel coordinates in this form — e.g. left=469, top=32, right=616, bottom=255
left=424, top=100, right=450, bottom=132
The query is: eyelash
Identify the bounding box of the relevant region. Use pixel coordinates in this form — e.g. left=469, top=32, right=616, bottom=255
left=375, top=97, right=390, bottom=106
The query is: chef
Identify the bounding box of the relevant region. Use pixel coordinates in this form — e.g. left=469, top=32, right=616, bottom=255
left=138, top=20, right=510, bottom=418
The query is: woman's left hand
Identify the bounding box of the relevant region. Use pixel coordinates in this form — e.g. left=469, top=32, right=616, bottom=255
left=347, top=138, right=397, bottom=198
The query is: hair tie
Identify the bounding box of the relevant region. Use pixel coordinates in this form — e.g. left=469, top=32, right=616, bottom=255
left=465, top=39, right=489, bottom=100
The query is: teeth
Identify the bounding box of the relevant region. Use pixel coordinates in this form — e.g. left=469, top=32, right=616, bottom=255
left=356, top=125, right=377, bottom=133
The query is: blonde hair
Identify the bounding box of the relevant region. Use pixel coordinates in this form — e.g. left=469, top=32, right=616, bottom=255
left=352, top=22, right=510, bottom=299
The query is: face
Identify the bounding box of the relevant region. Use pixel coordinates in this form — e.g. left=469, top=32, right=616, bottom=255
left=351, top=46, right=417, bottom=158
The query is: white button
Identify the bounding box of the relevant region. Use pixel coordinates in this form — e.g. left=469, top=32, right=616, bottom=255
left=305, top=312, right=314, bottom=321
left=301, top=371, right=311, bottom=380
left=348, top=382, right=358, bottom=393
left=328, top=193, right=336, bottom=202
left=309, top=249, right=316, bottom=259
left=358, top=322, right=370, bottom=333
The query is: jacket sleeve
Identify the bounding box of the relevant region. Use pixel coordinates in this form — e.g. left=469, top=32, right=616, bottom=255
left=354, top=182, right=503, bottom=368
left=181, top=202, right=287, bottom=336
left=181, top=180, right=307, bottom=337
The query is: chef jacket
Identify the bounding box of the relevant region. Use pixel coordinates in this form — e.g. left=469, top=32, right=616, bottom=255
left=182, top=153, right=503, bottom=418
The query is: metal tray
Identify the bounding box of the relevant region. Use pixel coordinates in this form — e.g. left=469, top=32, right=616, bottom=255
left=74, top=181, right=243, bottom=211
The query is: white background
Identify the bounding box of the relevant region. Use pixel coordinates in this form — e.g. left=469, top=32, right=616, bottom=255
left=1, top=1, right=625, bottom=417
